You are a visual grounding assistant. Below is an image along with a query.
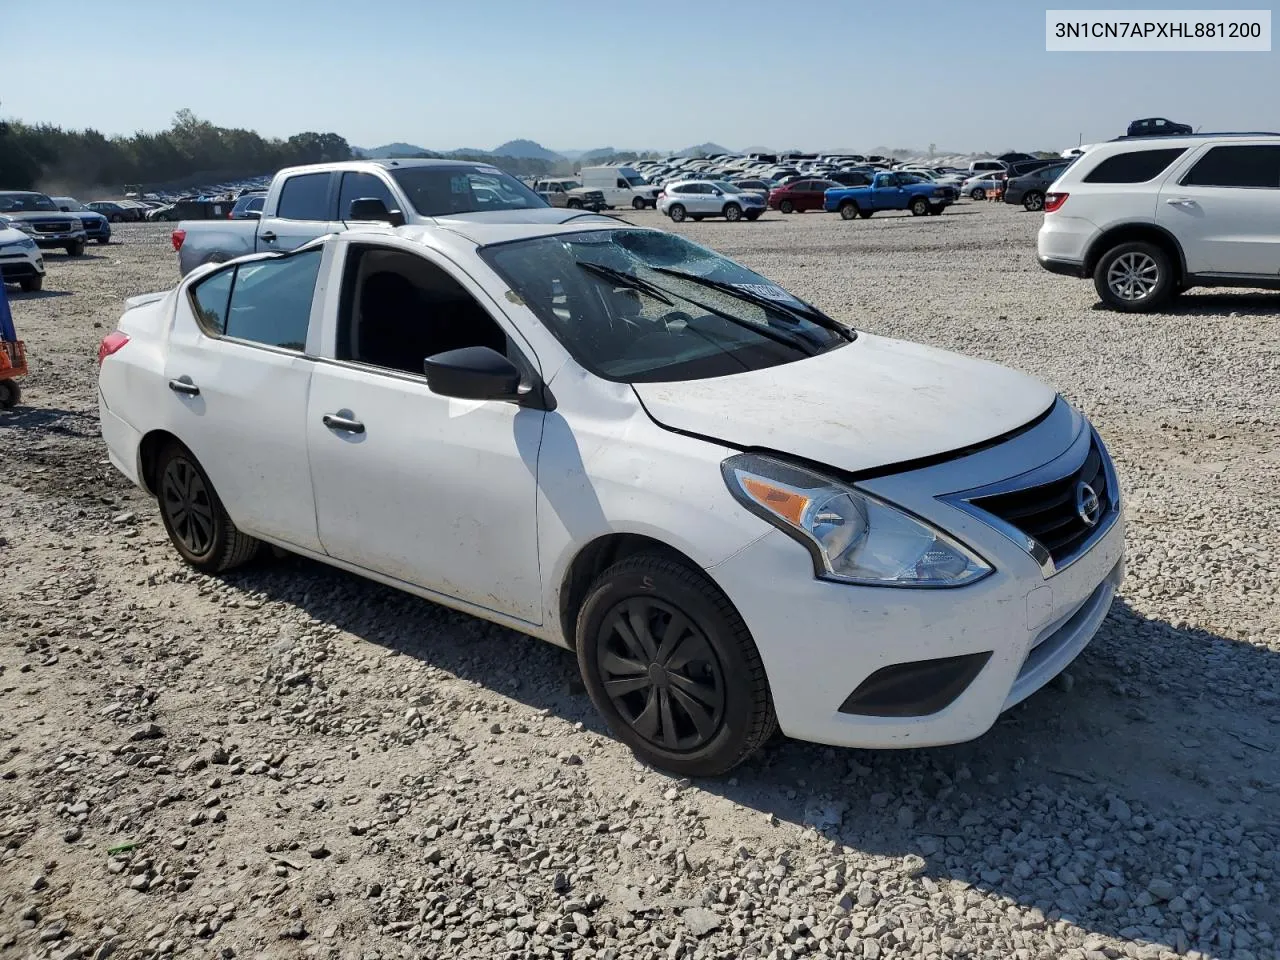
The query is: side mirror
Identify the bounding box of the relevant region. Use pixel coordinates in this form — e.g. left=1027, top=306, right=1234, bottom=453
left=349, top=197, right=406, bottom=227
left=245, top=210, right=262, bottom=220
left=424, top=346, right=522, bottom=402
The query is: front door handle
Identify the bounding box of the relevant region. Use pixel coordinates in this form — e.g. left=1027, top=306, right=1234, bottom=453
left=260, top=231, right=277, bottom=242
left=168, top=378, right=200, bottom=396
left=322, top=413, right=365, bottom=434
left=1166, top=197, right=1197, bottom=206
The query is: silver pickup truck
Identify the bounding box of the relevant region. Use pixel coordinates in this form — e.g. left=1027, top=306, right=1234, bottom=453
left=173, top=158, right=607, bottom=275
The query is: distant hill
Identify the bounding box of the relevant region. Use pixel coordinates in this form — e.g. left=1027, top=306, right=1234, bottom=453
left=491, top=139, right=563, bottom=161
left=679, top=142, right=732, bottom=157
left=355, top=142, right=429, bottom=158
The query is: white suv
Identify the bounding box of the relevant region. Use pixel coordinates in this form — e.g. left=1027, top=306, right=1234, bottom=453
left=1037, top=134, right=1280, bottom=311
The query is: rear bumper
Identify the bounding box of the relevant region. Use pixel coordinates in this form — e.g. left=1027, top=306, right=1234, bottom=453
left=1038, top=255, right=1087, bottom=278
left=99, top=388, right=144, bottom=488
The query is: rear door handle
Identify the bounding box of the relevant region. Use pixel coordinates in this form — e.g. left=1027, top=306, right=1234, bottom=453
left=260, top=231, right=277, bottom=242
left=168, top=378, right=200, bottom=396
left=1166, top=197, right=1196, bottom=206
left=322, top=413, right=365, bottom=434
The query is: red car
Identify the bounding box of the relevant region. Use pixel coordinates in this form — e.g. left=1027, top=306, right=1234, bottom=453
left=768, top=178, right=838, bottom=214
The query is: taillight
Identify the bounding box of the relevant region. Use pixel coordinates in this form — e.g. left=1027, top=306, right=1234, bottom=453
left=171, top=228, right=186, bottom=251
left=1044, top=192, right=1069, bottom=213
left=98, top=331, right=130, bottom=365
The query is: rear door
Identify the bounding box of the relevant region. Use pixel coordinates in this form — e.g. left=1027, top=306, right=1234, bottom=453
left=162, top=246, right=330, bottom=551
left=1157, top=143, right=1280, bottom=276
left=258, top=171, right=340, bottom=254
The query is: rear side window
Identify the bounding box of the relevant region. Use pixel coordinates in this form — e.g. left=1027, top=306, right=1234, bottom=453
left=337, top=172, right=397, bottom=220
left=276, top=173, right=331, bottom=220
left=1083, top=148, right=1186, bottom=183
left=1182, top=145, right=1280, bottom=188
left=189, top=250, right=322, bottom=351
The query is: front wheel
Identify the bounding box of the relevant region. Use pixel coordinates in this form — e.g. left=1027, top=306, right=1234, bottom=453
left=858, top=210, right=874, bottom=219
left=745, top=211, right=761, bottom=221
left=0, top=380, right=20, bottom=409
left=839, top=201, right=859, bottom=220
left=971, top=187, right=986, bottom=201
left=567, top=198, right=583, bottom=209
left=576, top=555, right=777, bottom=776
left=155, top=441, right=261, bottom=572
left=96, top=237, right=110, bottom=245
left=909, top=197, right=929, bottom=216
left=723, top=203, right=742, bottom=222
left=779, top=199, right=794, bottom=214
left=110, top=214, right=123, bottom=223
left=633, top=196, right=647, bottom=210
left=668, top=203, right=686, bottom=222
left=19, top=275, right=43, bottom=292
left=927, top=204, right=944, bottom=216
left=1023, top=191, right=1045, bottom=212
left=1093, top=241, right=1173, bottom=312
left=66, top=240, right=85, bottom=256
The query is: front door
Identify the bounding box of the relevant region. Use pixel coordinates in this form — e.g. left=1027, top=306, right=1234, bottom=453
left=1157, top=143, right=1280, bottom=275
left=306, top=238, right=545, bottom=623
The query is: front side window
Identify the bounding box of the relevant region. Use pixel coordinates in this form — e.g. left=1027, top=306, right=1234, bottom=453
left=277, top=173, right=332, bottom=220
left=388, top=165, right=547, bottom=216
left=337, top=172, right=397, bottom=220
left=189, top=249, right=321, bottom=350
left=1182, top=145, right=1280, bottom=188
left=1083, top=148, right=1186, bottom=183
left=480, top=228, right=849, bottom=383
left=336, top=245, right=509, bottom=377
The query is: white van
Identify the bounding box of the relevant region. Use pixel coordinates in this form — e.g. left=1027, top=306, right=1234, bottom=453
left=968, top=159, right=1008, bottom=175
left=580, top=166, right=660, bottom=210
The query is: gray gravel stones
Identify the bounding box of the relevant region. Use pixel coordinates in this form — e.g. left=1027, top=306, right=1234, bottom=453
left=0, top=215, right=1277, bottom=959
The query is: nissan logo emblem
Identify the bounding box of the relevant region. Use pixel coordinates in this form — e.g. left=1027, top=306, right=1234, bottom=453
left=1075, top=481, right=1102, bottom=527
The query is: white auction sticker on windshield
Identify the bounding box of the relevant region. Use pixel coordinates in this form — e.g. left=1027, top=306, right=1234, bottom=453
left=732, top=282, right=800, bottom=303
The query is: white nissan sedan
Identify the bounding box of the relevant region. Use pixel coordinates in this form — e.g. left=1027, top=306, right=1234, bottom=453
left=98, top=221, right=1124, bottom=776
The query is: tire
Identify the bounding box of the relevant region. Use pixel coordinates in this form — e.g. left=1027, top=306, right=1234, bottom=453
left=19, top=275, right=43, bottom=293
left=723, top=203, right=742, bottom=222
left=110, top=214, right=123, bottom=223
left=66, top=240, right=85, bottom=256
left=567, top=198, right=583, bottom=209
left=927, top=204, right=943, bottom=216
left=971, top=188, right=986, bottom=201
left=96, top=237, right=110, bottom=245
left=633, top=196, right=646, bottom=210
left=1092, top=241, right=1174, bottom=312
left=691, top=215, right=704, bottom=221
left=155, top=441, right=261, bottom=573
left=668, top=204, right=686, bottom=223
left=745, top=211, right=760, bottom=221
left=909, top=197, right=929, bottom=217
left=1023, top=191, right=1045, bottom=212
left=0, top=379, right=20, bottom=409
left=779, top=199, right=794, bottom=214
left=858, top=210, right=874, bottom=219
left=839, top=201, right=859, bottom=220
left=575, top=554, right=777, bottom=776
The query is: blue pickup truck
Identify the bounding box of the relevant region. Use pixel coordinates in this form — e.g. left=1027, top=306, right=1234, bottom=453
left=824, top=173, right=957, bottom=220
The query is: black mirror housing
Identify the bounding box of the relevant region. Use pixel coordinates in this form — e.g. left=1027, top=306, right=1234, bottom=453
left=349, top=197, right=406, bottom=227
left=424, top=346, right=522, bottom=401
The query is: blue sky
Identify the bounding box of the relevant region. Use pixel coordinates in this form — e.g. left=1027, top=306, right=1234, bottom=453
left=5, top=0, right=1276, bottom=154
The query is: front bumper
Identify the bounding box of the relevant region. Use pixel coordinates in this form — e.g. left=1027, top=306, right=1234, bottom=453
left=708, top=402, right=1125, bottom=749
left=81, top=220, right=111, bottom=240
left=0, top=249, right=45, bottom=280
left=33, top=231, right=87, bottom=249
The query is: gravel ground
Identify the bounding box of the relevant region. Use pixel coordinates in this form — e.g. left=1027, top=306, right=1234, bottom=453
left=1, top=204, right=1277, bottom=960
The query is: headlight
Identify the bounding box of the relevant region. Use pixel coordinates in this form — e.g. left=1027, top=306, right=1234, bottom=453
left=10, top=221, right=36, bottom=235
left=721, top=453, right=991, bottom=587
left=19, top=238, right=37, bottom=250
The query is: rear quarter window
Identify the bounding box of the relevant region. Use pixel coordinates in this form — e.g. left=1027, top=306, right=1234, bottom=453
left=1082, top=148, right=1187, bottom=184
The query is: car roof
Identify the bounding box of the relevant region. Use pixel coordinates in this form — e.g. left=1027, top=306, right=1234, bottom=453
left=1108, top=131, right=1280, bottom=143
left=407, top=216, right=629, bottom=248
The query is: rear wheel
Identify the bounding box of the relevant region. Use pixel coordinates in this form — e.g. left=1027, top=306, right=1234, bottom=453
left=909, top=197, right=929, bottom=216
left=745, top=211, right=761, bottom=221
left=19, top=275, right=43, bottom=292
left=858, top=210, right=874, bottom=219
left=633, top=196, right=647, bottom=210
left=1023, top=191, right=1045, bottom=212
left=155, top=441, right=260, bottom=573
left=0, top=380, right=20, bottom=409
left=779, top=199, right=794, bottom=214
left=567, top=198, right=583, bottom=209
left=110, top=214, right=123, bottom=223
left=96, top=237, right=110, bottom=244
left=1093, top=241, right=1173, bottom=312
left=66, top=240, right=85, bottom=256
left=971, top=187, right=986, bottom=201
left=839, top=200, right=859, bottom=220
left=927, top=204, right=944, bottom=216
left=576, top=555, right=777, bottom=776
left=668, top=203, right=686, bottom=222
left=723, top=203, right=742, bottom=222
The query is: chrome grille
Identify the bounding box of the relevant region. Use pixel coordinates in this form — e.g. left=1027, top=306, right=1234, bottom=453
left=970, top=435, right=1114, bottom=567
left=32, top=219, right=74, bottom=233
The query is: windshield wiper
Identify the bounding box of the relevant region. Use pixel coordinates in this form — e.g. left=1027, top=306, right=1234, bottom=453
left=650, top=267, right=854, bottom=341
left=576, top=261, right=674, bottom=306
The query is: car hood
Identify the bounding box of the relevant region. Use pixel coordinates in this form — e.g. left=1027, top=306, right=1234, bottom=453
left=1, top=210, right=74, bottom=221
left=631, top=333, right=1056, bottom=475
left=433, top=207, right=613, bottom=227
left=68, top=211, right=108, bottom=222
left=0, top=227, right=33, bottom=245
